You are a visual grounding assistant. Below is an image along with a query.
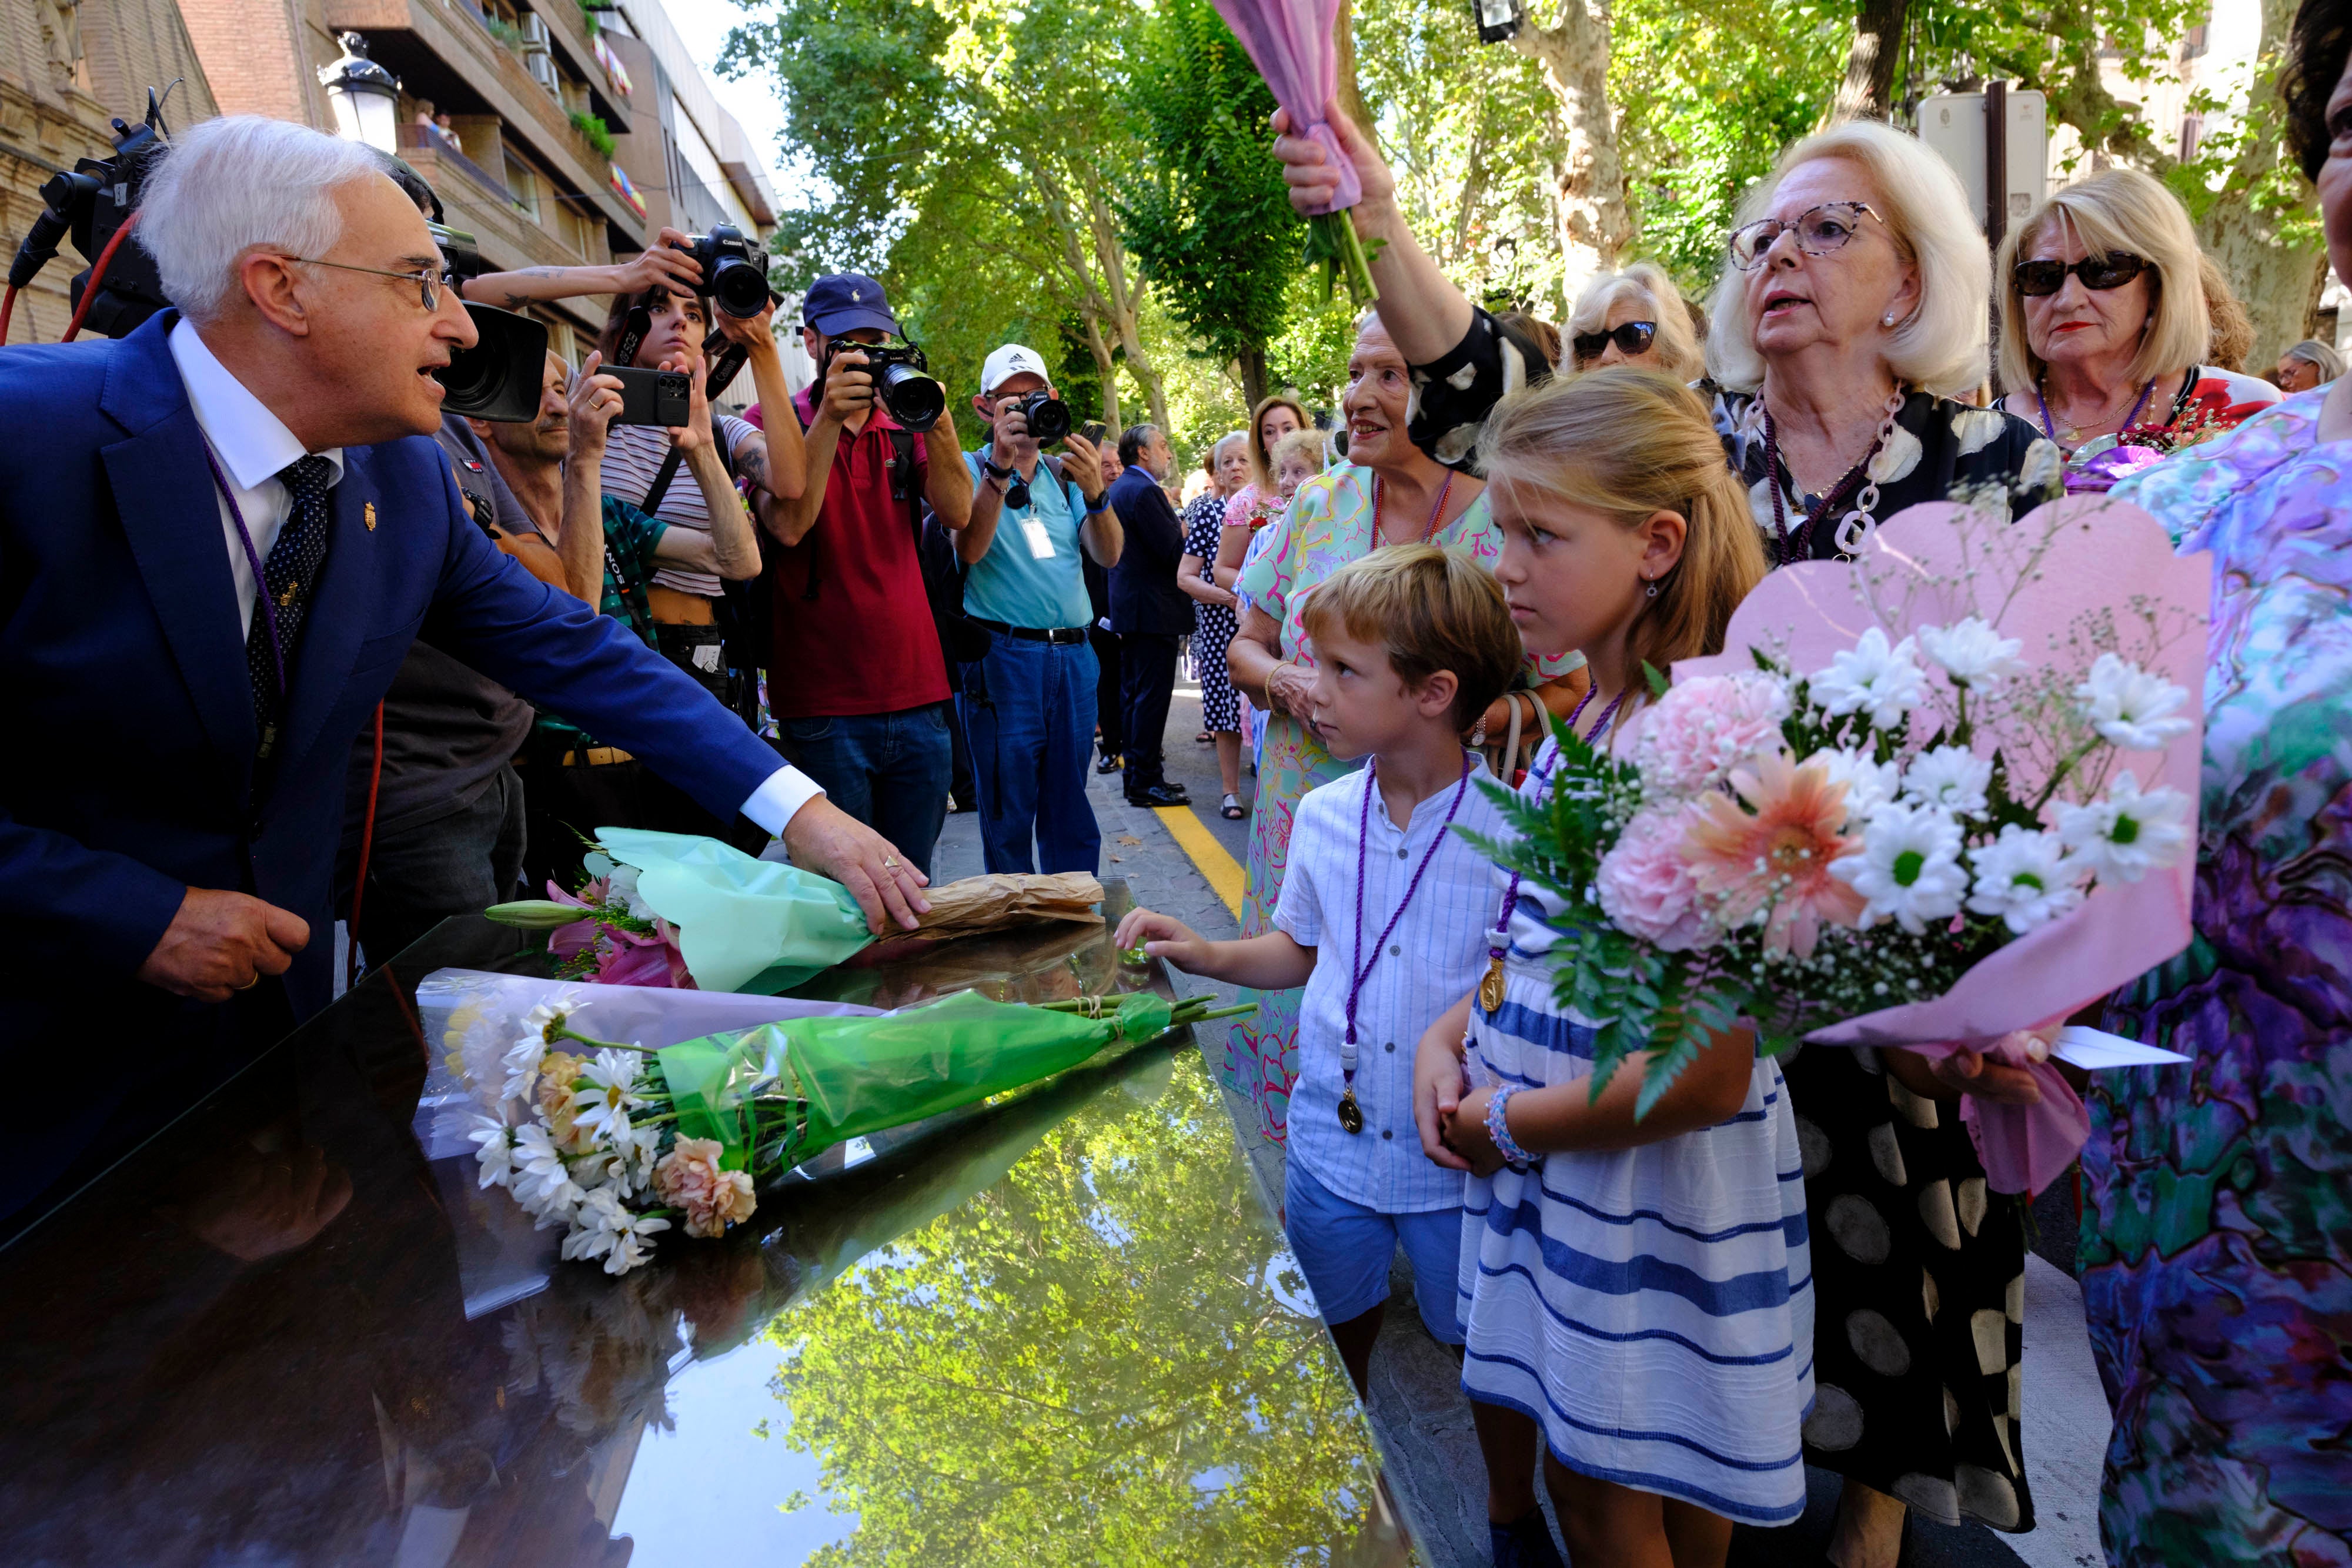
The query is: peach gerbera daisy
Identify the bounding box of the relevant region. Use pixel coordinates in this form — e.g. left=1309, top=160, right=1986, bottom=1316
left=1681, top=752, right=1867, bottom=957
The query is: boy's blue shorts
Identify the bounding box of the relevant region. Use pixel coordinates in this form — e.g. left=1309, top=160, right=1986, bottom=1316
left=1282, top=1158, right=1466, bottom=1345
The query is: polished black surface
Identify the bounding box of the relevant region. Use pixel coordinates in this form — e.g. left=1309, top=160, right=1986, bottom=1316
left=0, top=891, right=1409, bottom=1566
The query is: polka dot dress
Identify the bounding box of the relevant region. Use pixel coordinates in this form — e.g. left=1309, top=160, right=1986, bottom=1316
left=1783, top=1044, right=2033, bottom=1532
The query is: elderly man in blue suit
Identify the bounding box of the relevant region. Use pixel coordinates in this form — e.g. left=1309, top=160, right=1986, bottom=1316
left=0, top=116, right=930, bottom=1212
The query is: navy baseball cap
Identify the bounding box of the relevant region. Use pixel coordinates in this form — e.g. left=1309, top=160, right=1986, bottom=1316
left=801, top=273, right=901, bottom=337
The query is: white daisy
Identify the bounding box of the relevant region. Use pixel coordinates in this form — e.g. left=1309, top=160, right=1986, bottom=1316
left=570, top=1049, right=645, bottom=1146
left=1805, top=746, right=1902, bottom=829
left=1810, top=628, right=1929, bottom=731
left=510, top=1123, right=582, bottom=1223
left=1917, top=617, right=2025, bottom=690
left=2074, top=653, right=2193, bottom=751
left=2055, top=770, right=2192, bottom=883
left=469, top=1115, right=516, bottom=1190
left=1903, top=745, right=1993, bottom=818
left=499, top=1034, right=547, bottom=1106
left=1966, top=825, right=2090, bottom=934
left=1830, top=801, right=1968, bottom=934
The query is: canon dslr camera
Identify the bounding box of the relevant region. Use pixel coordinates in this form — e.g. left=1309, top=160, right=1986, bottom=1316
left=826, top=339, right=946, bottom=430
left=1013, top=388, right=1071, bottom=444
left=671, top=223, right=771, bottom=319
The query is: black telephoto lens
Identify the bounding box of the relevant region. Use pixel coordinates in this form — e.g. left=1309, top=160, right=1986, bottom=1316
left=880, top=363, right=946, bottom=429
left=1019, top=389, right=1071, bottom=444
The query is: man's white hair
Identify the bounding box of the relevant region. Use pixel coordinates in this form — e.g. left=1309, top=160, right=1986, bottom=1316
left=1708, top=119, right=1991, bottom=397
left=137, top=115, right=388, bottom=325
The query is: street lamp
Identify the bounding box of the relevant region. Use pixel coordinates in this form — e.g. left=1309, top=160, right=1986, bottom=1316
left=320, top=32, right=400, bottom=153
left=1474, top=0, right=1523, bottom=44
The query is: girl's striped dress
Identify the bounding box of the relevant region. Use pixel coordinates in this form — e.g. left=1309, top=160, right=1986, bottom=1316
left=1456, top=735, right=1815, bottom=1525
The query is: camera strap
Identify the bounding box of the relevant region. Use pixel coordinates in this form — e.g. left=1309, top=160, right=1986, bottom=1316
left=637, top=418, right=735, bottom=517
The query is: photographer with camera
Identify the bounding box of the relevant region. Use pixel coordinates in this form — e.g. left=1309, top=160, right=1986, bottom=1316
left=1108, top=424, right=1193, bottom=809
left=757, top=274, right=974, bottom=879
left=0, top=116, right=929, bottom=1214
left=956, top=345, right=1121, bottom=874
left=593, top=246, right=803, bottom=722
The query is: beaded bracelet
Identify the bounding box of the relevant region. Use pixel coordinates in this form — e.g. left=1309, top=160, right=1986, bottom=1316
left=1486, top=1084, right=1535, bottom=1168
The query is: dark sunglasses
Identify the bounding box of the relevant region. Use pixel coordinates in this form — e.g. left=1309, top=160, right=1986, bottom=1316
left=1572, top=320, right=1657, bottom=362
left=2012, top=253, right=2151, bottom=297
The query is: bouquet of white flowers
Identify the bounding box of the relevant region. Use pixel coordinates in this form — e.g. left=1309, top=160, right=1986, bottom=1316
left=1468, top=494, right=2210, bottom=1189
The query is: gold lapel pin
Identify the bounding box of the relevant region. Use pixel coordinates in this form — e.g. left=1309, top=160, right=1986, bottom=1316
left=363, top=501, right=377, bottom=531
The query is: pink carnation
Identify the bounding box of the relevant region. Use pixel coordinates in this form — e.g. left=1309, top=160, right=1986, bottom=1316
left=1595, top=804, right=1712, bottom=951
left=1631, top=673, right=1792, bottom=799
left=653, top=1136, right=758, bottom=1238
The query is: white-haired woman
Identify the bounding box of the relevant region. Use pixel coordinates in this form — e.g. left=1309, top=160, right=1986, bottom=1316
left=1995, top=167, right=2278, bottom=487
left=2276, top=335, right=2346, bottom=393
left=1277, top=108, right=2062, bottom=1566
left=1565, top=262, right=1705, bottom=380
left=1180, top=432, right=1251, bottom=818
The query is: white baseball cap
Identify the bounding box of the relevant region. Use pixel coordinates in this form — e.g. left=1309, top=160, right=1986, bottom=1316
left=980, top=343, right=1051, bottom=395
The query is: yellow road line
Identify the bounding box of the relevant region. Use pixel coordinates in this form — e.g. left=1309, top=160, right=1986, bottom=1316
left=1152, top=804, right=1245, bottom=918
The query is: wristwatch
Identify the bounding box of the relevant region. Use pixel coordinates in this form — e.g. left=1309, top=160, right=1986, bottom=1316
left=1083, top=491, right=1108, bottom=513
left=981, top=459, right=1015, bottom=480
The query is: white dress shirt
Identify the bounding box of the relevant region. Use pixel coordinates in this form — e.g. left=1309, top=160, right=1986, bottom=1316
left=168, top=320, right=823, bottom=835
left=1274, top=753, right=1506, bottom=1212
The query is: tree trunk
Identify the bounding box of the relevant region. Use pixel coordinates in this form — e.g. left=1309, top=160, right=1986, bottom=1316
left=2190, top=0, right=2326, bottom=370
left=1085, top=312, right=1124, bottom=438
left=1076, top=171, right=1171, bottom=433
left=1510, top=0, right=1635, bottom=300
left=1237, top=348, right=1268, bottom=412
left=1832, top=0, right=1907, bottom=122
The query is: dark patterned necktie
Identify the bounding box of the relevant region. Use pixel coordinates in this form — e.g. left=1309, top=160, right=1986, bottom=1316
left=246, top=453, right=335, bottom=760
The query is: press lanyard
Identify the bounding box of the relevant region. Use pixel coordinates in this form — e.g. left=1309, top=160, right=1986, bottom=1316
left=1475, top=685, right=1625, bottom=1013
left=203, top=444, right=285, bottom=702
left=1337, top=751, right=1472, bottom=1134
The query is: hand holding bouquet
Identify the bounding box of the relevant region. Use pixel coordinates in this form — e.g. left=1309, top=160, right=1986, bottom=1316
left=1469, top=495, right=2210, bottom=1191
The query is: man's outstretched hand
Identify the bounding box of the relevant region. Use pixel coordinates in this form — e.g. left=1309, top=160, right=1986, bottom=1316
left=136, top=888, right=310, bottom=1002
left=780, top=798, right=933, bottom=934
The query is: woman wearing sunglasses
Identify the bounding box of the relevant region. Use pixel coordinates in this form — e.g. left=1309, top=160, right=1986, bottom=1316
left=1562, top=262, right=1704, bottom=379
left=1994, top=167, right=2278, bottom=489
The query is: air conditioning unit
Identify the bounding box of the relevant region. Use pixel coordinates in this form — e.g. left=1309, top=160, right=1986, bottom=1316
left=526, top=50, right=559, bottom=92
left=519, top=11, right=549, bottom=46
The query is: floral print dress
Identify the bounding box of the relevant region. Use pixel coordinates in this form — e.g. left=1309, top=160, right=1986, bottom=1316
left=2087, top=389, right=2352, bottom=1566
left=1224, top=463, right=1580, bottom=1144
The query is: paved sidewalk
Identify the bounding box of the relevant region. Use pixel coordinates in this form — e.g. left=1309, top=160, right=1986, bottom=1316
left=938, top=661, right=2121, bottom=1568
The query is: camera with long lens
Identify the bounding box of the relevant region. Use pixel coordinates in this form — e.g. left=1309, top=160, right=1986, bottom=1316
left=7, top=87, right=175, bottom=340
left=670, top=222, right=771, bottom=319
left=412, top=219, right=550, bottom=423
left=827, top=339, right=944, bottom=429
left=1013, top=387, right=1070, bottom=444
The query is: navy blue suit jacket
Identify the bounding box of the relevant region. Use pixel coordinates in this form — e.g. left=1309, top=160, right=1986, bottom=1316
left=1107, top=466, right=1194, bottom=637
left=0, top=314, right=780, bottom=1166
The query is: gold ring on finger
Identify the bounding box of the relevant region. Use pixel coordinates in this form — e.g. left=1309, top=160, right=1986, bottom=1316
left=235, top=974, right=260, bottom=991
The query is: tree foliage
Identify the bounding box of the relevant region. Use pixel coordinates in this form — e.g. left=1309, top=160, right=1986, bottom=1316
left=1118, top=0, right=1304, bottom=410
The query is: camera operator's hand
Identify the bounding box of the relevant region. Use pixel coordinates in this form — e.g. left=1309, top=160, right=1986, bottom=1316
left=710, top=298, right=779, bottom=356
left=661, top=350, right=714, bottom=454
left=566, top=349, right=625, bottom=457
left=609, top=239, right=702, bottom=299
left=1059, top=428, right=1106, bottom=499
left=987, top=392, right=1033, bottom=455
left=818, top=347, right=874, bottom=424
left=136, top=888, right=310, bottom=1003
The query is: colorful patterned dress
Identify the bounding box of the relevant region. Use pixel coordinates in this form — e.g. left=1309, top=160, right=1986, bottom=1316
left=2086, top=389, right=2352, bottom=1566
left=1225, top=463, right=1580, bottom=1144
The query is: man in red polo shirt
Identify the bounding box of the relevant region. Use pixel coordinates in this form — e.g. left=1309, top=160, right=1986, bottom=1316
left=756, top=275, right=974, bottom=876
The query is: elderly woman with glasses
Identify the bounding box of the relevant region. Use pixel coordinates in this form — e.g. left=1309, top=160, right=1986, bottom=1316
left=1563, top=262, right=1705, bottom=380
left=1277, top=108, right=2063, bottom=1567
left=1994, top=167, right=2278, bottom=488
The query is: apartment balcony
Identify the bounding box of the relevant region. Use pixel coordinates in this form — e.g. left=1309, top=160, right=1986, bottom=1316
left=398, top=126, right=613, bottom=338
left=326, top=0, right=642, bottom=246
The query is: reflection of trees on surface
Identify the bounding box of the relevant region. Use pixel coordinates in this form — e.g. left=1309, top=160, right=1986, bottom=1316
left=768, top=1057, right=1392, bottom=1566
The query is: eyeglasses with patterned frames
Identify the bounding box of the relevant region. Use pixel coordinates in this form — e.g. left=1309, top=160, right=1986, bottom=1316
left=1727, top=202, right=1883, bottom=270
left=284, top=256, right=463, bottom=312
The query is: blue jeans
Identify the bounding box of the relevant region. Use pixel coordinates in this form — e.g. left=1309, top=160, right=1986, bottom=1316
left=776, top=702, right=953, bottom=878
left=955, top=631, right=1101, bottom=875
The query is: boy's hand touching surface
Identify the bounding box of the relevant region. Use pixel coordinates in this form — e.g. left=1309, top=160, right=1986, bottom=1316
left=1111, top=908, right=1217, bottom=975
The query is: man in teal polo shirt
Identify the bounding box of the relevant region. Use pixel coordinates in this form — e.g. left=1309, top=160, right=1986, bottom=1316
left=956, top=344, right=1123, bottom=874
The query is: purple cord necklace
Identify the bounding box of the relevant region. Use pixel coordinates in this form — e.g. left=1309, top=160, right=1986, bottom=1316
left=1338, top=751, right=1474, bottom=1134
left=1475, top=683, right=1626, bottom=1014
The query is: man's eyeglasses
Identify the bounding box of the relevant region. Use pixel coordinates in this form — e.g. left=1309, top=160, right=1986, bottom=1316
left=1728, top=202, right=1882, bottom=270
left=1572, top=321, right=1656, bottom=362
left=285, top=256, right=463, bottom=312
left=2012, top=253, right=2151, bottom=297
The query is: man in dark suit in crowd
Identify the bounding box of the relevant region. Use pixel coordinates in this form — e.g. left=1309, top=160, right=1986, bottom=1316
left=1106, top=424, right=1192, bottom=810
left=0, top=115, right=928, bottom=1215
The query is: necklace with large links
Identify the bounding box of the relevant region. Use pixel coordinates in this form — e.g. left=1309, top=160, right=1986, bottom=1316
left=1761, top=383, right=1908, bottom=562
